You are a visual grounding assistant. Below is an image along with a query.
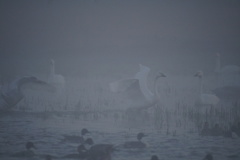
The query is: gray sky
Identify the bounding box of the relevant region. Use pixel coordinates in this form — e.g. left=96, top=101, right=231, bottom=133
left=0, top=0, right=240, bottom=78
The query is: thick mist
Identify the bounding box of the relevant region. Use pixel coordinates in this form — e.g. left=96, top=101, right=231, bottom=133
left=0, top=0, right=239, bottom=79
left=0, top=1, right=240, bottom=160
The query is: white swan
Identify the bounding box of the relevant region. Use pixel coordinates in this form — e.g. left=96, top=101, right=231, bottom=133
left=215, top=53, right=240, bottom=87
left=194, top=71, right=220, bottom=107
left=0, top=76, right=51, bottom=110
left=213, top=53, right=240, bottom=102
left=47, top=59, right=65, bottom=95
left=110, top=64, right=166, bottom=109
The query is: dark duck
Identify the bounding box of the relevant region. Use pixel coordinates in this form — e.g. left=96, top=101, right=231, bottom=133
left=203, top=153, right=213, bottom=160
left=123, top=132, right=147, bottom=148
left=84, top=138, right=114, bottom=160
left=62, top=144, right=89, bottom=159
left=151, top=155, right=159, bottom=160
left=11, top=141, right=36, bottom=157
left=62, top=128, right=90, bottom=144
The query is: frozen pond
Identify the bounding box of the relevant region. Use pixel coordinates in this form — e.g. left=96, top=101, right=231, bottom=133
left=0, top=111, right=239, bottom=160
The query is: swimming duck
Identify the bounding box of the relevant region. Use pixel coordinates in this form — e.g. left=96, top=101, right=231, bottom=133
left=123, top=132, right=147, bottom=148
left=62, top=144, right=88, bottom=159
left=203, top=153, right=213, bottom=160
left=151, top=155, right=159, bottom=160
left=11, top=141, right=36, bottom=157
left=62, top=128, right=90, bottom=143
left=45, top=155, right=52, bottom=160
left=84, top=138, right=114, bottom=160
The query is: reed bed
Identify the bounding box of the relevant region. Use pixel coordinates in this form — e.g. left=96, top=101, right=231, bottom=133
left=14, top=74, right=240, bottom=134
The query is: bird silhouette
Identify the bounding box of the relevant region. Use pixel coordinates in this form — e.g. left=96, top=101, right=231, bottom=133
left=194, top=71, right=219, bottom=108
left=0, top=76, right=51, bottom=110
left=110, top=64, right=166, bottom=110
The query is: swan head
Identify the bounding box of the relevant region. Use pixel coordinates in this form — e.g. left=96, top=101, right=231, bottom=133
left=139, top=64, right=150, bottom=73
left=194, top=71, right=203, bottom=78
left=155, top=72, right=166, bottom=79
left=50, top=59, right=55, bottom=65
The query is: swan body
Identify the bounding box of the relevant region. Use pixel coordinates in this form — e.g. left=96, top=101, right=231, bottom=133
left=48, top=59, right=65, bottom=95
left=214, top=53, right=240, bottom=102
left=0, top=76, right=49, bottom=110
left=215, top=53, right=240, bottom=87
left=212, top=86, right=240, bottom=101
left=110, top=64, right=166, bottom=109
left=194, top=71, right=220, bottom=107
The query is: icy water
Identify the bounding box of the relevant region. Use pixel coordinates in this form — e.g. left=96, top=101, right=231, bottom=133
left=0, top=112, right=239, bottom=160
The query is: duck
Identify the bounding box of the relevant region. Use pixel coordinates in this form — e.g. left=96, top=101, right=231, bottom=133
left=11, top=141, right=36, bottom=157
left=151, top=155, right=159, bottom=160
left=203, top=153, right=213, bottom=160
left=62, top=128, right=90, bottom=144
left=83, top=138, right=114, bottom=160
left=62, top=144, right=88, bottom=159
left=45, top=155, right=52, bottom=160
left=123, top=132, right=147, bottom=148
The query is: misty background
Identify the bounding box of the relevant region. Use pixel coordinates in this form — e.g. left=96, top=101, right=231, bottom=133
left=0, top=0, right=240, bottom=79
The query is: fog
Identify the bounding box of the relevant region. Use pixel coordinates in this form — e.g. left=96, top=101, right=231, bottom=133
left=1, top=1, right=240, bottom=159
left=0, top=0, right=239, bottom=79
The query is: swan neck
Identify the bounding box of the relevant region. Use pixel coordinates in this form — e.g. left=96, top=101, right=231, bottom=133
left=215, top=55, right=221, bottom=73
left=199, top=77, right=203, bottom=94
left=137, top=72, right=154, bottom=102
left=50, top=62, right=55, bottom=75
left=154, top=77, right=159, bottom=98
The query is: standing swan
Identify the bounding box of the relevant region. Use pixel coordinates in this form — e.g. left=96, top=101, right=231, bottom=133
left=213, top=53, right=240, bottom=102
left=110, top=64, right=166, bottom=125
left=215, top=53, right=240, bottom=87
left=47, top=59, right=65, bottom=95
left=194, top=71, right=220, bottom=108
left=0, top=76, right=49, bottom=110
left=110, top=64, right=166, bottom=109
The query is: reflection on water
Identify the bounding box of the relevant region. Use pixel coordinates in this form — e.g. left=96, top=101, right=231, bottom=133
left=0, top=112, right=239, bottom=160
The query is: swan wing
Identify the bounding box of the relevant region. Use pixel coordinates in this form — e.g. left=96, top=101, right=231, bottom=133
left=213, top=86, right=240, bottom=100
left=110, top=78, right=138, bottom=92
left=20, top=81, right=55, bottom=92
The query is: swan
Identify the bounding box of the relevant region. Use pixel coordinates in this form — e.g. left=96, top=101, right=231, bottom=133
left=47, top=59, right=65, bottom=95
left=215, top=53, right=240, bottom=87
left=212, top=85, right=240, bottom=102
left=213, top=53, right=240, bottom=102
left=0, top=76, right=51, bottom=111
left=110, top=64, right=166, bottom=109
left=194, top=71, right=220, bottom=108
